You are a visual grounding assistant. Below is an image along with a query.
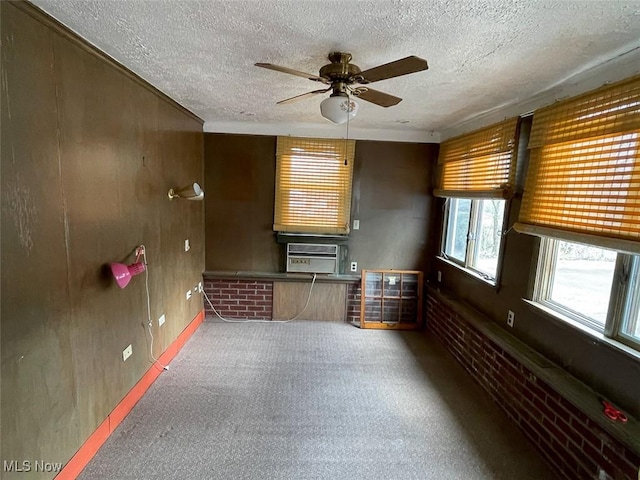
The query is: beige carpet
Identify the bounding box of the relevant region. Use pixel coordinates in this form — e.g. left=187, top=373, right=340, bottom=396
left=79, top=320, right=558, bottom=479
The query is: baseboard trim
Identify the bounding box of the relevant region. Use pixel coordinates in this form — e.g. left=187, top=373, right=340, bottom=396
left=55, top=309, right=205, bottom=479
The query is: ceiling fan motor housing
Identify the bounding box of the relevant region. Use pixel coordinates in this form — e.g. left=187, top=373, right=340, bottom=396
left=320, top=52, right=362, bottom=83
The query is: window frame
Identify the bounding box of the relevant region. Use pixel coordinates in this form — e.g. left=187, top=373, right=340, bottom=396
left=440, top=197, right=509, bottom=285
left=532, top=237, right=640, bottom=353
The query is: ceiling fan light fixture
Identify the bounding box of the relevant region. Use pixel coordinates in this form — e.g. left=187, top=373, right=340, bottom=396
left=320, top=94, right=359, bottom=125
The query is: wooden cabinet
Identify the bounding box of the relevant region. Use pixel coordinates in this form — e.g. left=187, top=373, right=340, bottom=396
left=360, top=270, right=423, bottom=329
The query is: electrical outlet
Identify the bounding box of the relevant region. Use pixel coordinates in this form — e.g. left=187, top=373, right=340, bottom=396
left=437, top=271, right=442, bottom=282
left=350, top=261, right=358, bottom=272
left=507, top=310, right=515, bottom=327
left=186, top=289, right=192, bottom=300
left=158, top=314, right=165, bottom=327
left=184, top=239, right=190, bottom=252
left=122, top=344, right=133, bottom=362
left=353, top=219, right=360, bottom=230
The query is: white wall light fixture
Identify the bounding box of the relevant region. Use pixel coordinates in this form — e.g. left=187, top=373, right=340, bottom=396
left=168, top=182, right=205, bottom=201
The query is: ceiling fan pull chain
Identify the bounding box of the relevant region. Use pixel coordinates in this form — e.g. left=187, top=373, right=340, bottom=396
left=344, top=92, right=351, bottom=166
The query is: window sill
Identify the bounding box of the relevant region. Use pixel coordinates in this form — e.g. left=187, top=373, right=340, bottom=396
left=522, top=299, right=640, bottom=363
left=203, top=270, right=361, bottom=283
left=436, top=256, right=497, bottom=287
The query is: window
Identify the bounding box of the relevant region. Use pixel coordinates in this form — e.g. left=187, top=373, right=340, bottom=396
left=442, top=198, right=506, bottom=281
left=534, top=238, right=640, bottom=350
left=274, top=136, right=355, bottom=235
left=436, top=117, right=519, bottom=283
left=519, top=74, right=640, bottom=352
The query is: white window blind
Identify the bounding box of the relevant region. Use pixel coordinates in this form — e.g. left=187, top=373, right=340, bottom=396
left=434, top=117, right=519, bottom=199
left=274, top=136, right=355, bottom=234
left=515, top=75, right=640, bottom=253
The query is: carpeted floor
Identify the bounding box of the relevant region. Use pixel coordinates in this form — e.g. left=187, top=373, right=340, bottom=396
left=78, top=320, right=558, bottom=479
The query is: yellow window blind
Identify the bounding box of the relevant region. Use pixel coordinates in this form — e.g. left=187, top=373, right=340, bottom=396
left=516, top=75, right=640, bottom=253
left=434, top=117, right=519, bottom=199
left=274, top=136, right=355, bottom=234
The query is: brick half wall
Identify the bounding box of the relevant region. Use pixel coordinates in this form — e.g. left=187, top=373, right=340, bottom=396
left=347, top=282, right=361, bottom=325
left=203, top=278, right=273, bottom=320
left=426, top=291, right=640, bottom=480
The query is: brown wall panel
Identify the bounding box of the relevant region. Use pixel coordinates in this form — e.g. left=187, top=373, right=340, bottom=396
left=204, top=133, right=279, bottom=272
left=349, top=141, right=437, bottom=273
left=1, top=3, right=205, bottom=477
left=0, top=3, right=79, bottom=465
left=272, top=282, right=346, bottom=321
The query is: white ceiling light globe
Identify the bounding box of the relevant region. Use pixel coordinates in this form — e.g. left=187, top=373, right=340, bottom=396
left=320, top=95, right=359, bottom=125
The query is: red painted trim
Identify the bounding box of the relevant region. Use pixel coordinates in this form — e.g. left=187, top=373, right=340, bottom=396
left=55, top=309, right=205, bottom=480
left=55, top=418, right=110, bottom=480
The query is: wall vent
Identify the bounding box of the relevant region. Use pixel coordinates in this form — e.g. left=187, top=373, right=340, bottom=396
left=286, top=243, right=338, bottom=274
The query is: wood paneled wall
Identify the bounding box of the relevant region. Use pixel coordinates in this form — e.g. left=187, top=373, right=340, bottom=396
left=272, top=282, right=347, bottom=321
left=1, top=3, right=204, bottom=477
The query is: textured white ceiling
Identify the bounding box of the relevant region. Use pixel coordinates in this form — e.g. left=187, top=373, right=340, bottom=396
left=32, top=0, right=640, bottom=141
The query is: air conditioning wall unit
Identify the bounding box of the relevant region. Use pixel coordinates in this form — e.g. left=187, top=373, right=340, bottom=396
left=286, top=243, right=338, bottom=274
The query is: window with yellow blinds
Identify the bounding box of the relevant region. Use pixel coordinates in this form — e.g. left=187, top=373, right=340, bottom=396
left=434, top=117, right=519, bottom=199
left=274, top=136, right=355, bottom=235
left=516, top=74, right=640, bottom=253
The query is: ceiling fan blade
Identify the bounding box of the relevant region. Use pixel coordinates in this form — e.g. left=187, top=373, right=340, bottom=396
left=354, top=88, right=402, bottom=107
left=358, top=56, right=428, bottom=84
left=276, top=88, right=331, bottom=105
left=255, top=63, right=329, bottom=84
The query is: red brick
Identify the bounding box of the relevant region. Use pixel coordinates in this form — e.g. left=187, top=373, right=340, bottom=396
left=570, top=417, right=603, bottom=451
left=566, top=437, right=599, bottom=476
left=218, top=299, right=238, bottom=305
left=533, top=395, right=557, bottom=422
left=542, top=416, right=568, bottom=446
left=602, top=444, right=638, bottom=479
left=520, top=421, right=540, bottom=445
left=554, top=415, right=576, bottom=442
left=574, top=462, right=598, bottom=480
left=524, top=376, right=547, bottom=399
left=624, top=449, right=640, bottom=469
left=220, top=288, right=239, bottom=295
left=583, top=441, right=610, bottom=471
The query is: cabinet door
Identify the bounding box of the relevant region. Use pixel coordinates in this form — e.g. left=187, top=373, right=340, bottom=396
left=360, top=270, right=423, bottom=330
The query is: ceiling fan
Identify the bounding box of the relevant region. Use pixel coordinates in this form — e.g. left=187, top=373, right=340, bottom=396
left=255, top=52, right=428, bottom=124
